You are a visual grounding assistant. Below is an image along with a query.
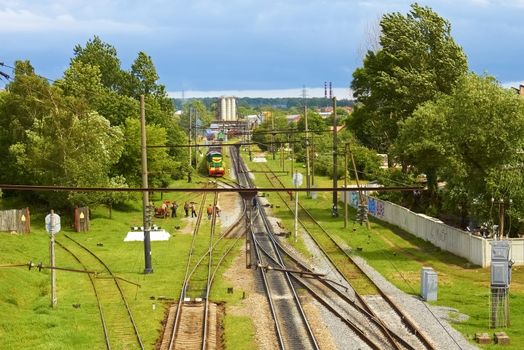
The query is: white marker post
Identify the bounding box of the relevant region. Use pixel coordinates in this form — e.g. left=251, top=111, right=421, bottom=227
left=45, top=210, right=61, bottom=307
left=293, top=171, right=303, bottom=243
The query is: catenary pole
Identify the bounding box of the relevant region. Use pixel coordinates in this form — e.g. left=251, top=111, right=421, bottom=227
left=140, top=95, right=153, bottom=274
left=304, top=105, right=311, bottom=197
left=344, top=143, right=348, bottom=228
left=332, top=97, right=338, bottom=217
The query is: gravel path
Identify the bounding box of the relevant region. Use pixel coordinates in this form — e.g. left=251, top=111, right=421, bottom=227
left=289, top=225, right=479, bottom=350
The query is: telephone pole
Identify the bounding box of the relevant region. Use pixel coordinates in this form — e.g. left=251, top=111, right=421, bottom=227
left=332, top=97, right=338, bottom=217
left=188, top=107, right=192, bottom=168
left=344, top=143, right=349, bottom=228
left=303, top=87, right=311, bottom=197
left=140, top=95, right=153, bottom=274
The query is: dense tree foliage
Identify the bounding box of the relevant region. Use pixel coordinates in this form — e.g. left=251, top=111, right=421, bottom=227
left=0, top=37, right=187, bottom=208
left=350, top=3, right=468, bottom=153
left=72, top=36, right=124, bottom=91
left=395, top=73, right=524, bottom=229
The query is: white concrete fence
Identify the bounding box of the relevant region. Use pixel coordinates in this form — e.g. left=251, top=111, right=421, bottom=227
left=342, top=191, right=523, bottom=267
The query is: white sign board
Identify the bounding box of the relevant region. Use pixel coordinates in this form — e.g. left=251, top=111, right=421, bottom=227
left=293, top=172, right=303, bottom=187
left=45, top=213, right=61, bottom=234
left=124, top=230, right=171, bottom=242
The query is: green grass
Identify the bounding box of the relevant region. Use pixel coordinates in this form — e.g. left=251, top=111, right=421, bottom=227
left=3, top=152, right=523, bottom=349
left=243, top=148, right=524, bottom=349
left=0, top=175, right=253, bottom=350
left=223, top=315, right=256, bottom=349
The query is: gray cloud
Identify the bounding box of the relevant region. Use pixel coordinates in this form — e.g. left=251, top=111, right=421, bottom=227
left=1, top=0, right=523, bottom=92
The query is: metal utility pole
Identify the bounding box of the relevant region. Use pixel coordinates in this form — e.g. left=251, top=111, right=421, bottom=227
left=293, top=171, right=303, bottom=243
left=271, top=112, right=276, bottom=160
left=193, top=110, right=198, bottom=167
left=304, top=101, right=311, bottom=197
left=188, top=107, right=192, bottom=168
left=498, top=199, right=505, bottom=238
left=332, top=97, right=338, bottom=217
left=140, top=95, right=153, bottom=274
left=281, top=143, right=285, bottom=172
left=311, top=137, right=315, bottom=188
left=290, top=132, right=295, bottom=178
left=344, top=143, right=348, bottom=228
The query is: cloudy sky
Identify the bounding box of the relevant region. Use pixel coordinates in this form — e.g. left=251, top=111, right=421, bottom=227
left=1, top=0, right=523, bottom=98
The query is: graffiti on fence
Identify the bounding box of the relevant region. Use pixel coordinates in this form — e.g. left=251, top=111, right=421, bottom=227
left=367, top=197, right=385, bottom=218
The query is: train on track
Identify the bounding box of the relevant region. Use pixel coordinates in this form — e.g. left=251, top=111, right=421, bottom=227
left=206, top=149, right=224, bottom=177
left=205, top=128, right=225, bottom=177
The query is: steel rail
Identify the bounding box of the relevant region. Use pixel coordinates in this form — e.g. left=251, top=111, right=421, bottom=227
left=168, top=190, right=208, bottom=350
left=265, top=164, right=436, bottom=350
left=266, top=234, right=419, bottom=350
left=202, top=190, right=220, bottom=350
left=62, top=234, right=145, bottom=350
left=235, top=146, right=319, bottom=350
left=254, top=242, right=385, bottom=350
left=54, top=240, right=112, bottom=350
left=263, top=167, right=407, bottom=349
left=231, top=146, right=286, bottom=350
left=256, top=200, right=320, bottom=350
left=297, top=204, right=437, bottom=350
left=256, top=236, right=417, bottom=350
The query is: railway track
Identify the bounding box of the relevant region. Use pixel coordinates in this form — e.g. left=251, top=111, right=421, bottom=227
left=263, top=165, right=437, bottom=349
left=55, top=234, right=144, bottom=350
left=162, top=176, right=246, bottom=350
left=232, top=146, right=320, bottom=350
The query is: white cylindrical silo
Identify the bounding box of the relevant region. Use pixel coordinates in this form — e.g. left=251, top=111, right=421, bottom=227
left=226, top=97, right=232, bottom=121
left=231, top=97, right=236, bottom=121
left=220, top=97, right=226, bottom=121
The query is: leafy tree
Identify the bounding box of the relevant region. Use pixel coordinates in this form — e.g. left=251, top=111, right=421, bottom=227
left=442, top=74, right=524, bottom=223
left=396, top=73, right=524, bottom=227
left=72, top=36, right=124, bottom=91
left=57, top=60, right=104, bottom=108
left=297, top=110, right=325, bottom=134
left=116, top=118, right=177, bottom=187
left=392, top=101, right=449, bottom=196
left=325, top=107, right=351, bottom=127
left=179, top=100, right=213, bottom=134
left=98, top=175, right=135, bottom=218
left=93, top=91, right=139, bottom=126
left=9, top=107, right=124, bottom=207
left=127, top=52, right=173, bottom=113
left=0, top=61, right=56, bottom=184
left=351, top=3, right=467, bottom=153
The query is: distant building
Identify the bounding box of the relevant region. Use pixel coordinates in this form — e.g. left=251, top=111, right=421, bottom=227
left=218, top=96, right=237, bottom=121
left=286, top=114, right=301, bottom=123
left=315, top=106, right=353, bottom=119
left=245, top=114, right=262, bottom=128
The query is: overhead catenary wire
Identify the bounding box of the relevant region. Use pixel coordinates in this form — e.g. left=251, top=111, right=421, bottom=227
left=0, top=183, right=424, bottom=193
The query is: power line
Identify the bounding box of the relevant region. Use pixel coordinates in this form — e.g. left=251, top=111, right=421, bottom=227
left=0, top=61, right=56, bottom=83
left=0, top=183, right=424, bottom=193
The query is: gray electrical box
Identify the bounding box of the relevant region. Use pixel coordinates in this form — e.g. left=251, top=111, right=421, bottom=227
left=491, top=240, right=510, bottom=287
left=420, top=267, right=433, bottom=296
left=421, top=267, right=438, bottom=301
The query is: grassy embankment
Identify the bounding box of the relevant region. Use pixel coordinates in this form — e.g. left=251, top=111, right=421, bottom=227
left=0, top=174, right=255, bottom=350
left=245, top=148, right=523, bottom=350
